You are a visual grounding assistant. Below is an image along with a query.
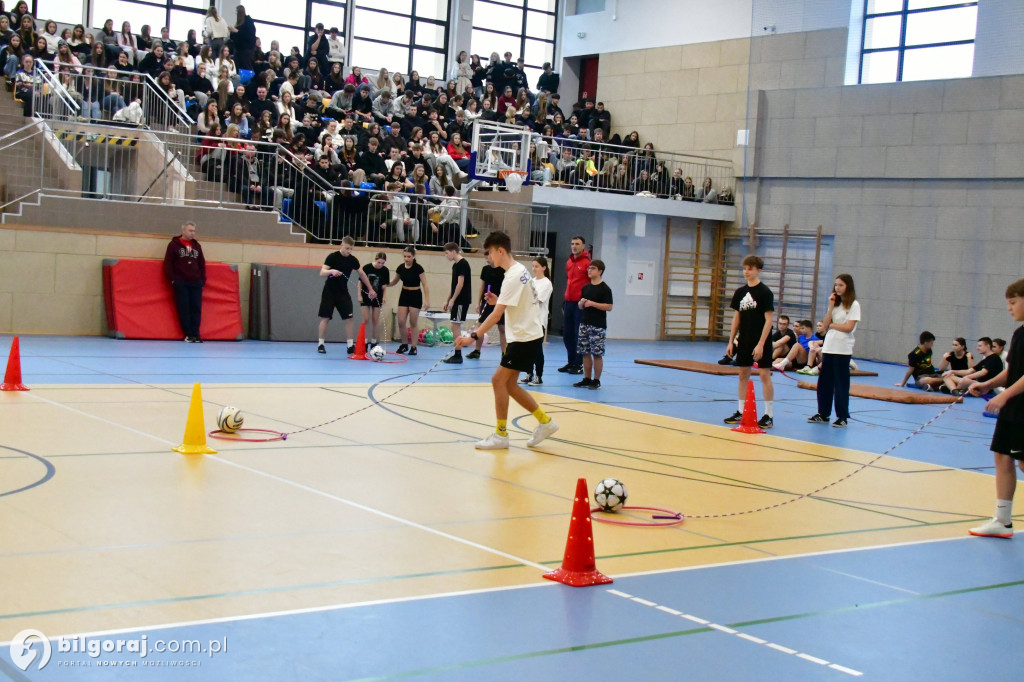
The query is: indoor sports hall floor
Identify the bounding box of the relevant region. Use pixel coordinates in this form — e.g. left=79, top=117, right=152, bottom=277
left=2, top=334, right=1023, bottom=680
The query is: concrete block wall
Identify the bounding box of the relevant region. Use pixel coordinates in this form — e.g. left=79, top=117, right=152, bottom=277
left=0, top=225, right=472, bottom=337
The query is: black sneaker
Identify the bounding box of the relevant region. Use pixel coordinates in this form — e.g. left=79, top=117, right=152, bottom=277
left=717, top=354, right=734, bottom=365
left=408, top=347, right=417, bottom=355
left=466, top=349, right=481, bottom=359
left=588, top=379, right=601, bottom=390
left=951, top=388, right=965, bottom=397
left=758, top=414, right=774, bottom=429
left=568, top=365, right=584, bottom=375
left=557, top=364, right=572, bottom=373
left=939, top=385, right=951, bottom=394
left=317, top=343, right=326, bottom=354
left=520, top=374, right=533, bottom=384
left=194, top=336, right=203, bottom=343
left=807, top=414, right=829, bottom=424
left=573, top=378, right=593, bottom=387
left=443, top=354, right=463, bottom=364
left=347, top=344, right=355, bottom=354
left=724, top=411, right=743, bottom=424
left=832, top=418, right=848, bottom=428
left=396, top=344, right=408, bottom=354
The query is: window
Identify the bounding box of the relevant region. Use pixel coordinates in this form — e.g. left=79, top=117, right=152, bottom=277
left=859, top=0, right=977, bottom=84
left=88, top=0, right=210, bottom=43
left=349, top=0, right=447, bottom=79
left=34, top=0, right=85, bottom=25
left=471, top=0, right=558, bottom=90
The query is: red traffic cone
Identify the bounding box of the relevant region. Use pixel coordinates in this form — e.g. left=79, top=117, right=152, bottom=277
left=1, top=337, right=29, bottom=391
left=732, top=378, right=764, bottom=434
left=543, top=478, right=613, bottom=587
left=348, top=323, right=368, bottom=360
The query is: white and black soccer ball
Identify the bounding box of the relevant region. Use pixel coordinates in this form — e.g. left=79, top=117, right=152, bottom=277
left=594, top=478, right=628, bottom=512
left=217, top=406, right=244, bottom=433
left=368, top=345, right=386, bottom=361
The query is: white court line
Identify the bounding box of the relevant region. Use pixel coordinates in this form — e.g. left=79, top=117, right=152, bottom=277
left=607, top=589, right=863, bottom=677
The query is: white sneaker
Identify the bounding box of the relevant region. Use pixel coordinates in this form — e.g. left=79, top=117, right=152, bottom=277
left=772, top=359, right=786, bottom=371
left=969, top=518, right=1013, bottom=538
left=475, top=432, right=509, bottom=450
left=527, top=419, right=559, bottom=447
left=849, top=360, right=859, bottom=371
left=808, top=366, right=820, bottom=375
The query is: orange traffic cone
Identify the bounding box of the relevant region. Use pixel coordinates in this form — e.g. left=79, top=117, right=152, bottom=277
left=1, top=337, right=29, bottom=391
left=348, top=323, right=368, bottom=360
left=732, top=378, right=765, bottom=434
left=543, top=478, right=613, bottom=587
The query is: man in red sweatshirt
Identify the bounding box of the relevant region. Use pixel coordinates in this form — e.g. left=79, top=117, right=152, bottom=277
left=163, top=221, right=207, bottom=342
left=560, top=235, right=591, bottom=374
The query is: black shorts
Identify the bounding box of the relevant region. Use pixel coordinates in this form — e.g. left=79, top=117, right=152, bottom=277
left=500, top=338, right=543, bottom=373
left=360, top=290, right=384, bottom=308
left=481, top=303, right=505, bottom=326
left=991, top=419, right=1024, bottom=460
left=398, top=289, right=423, bottom=309
left=319, top=289, right=353, bottom=320
left=450, top=300, right=470, bottom=322
left=734, top=339, right=774, bottom=368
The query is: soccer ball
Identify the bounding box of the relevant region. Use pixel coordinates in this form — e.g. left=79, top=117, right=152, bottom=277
left=368, top=345, right=385, bottom=361
left=217, top=406, right=244, bottom=433
left=594, top=478, right=628, bottom=512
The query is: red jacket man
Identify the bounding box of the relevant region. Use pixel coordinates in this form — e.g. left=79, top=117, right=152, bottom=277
left=560, top=236, right=591, bottom=374
left=163, top=221, right=206, bottom=342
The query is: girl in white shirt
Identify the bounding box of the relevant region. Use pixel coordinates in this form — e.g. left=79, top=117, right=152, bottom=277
left=214, top=45, right=237, bottom=86
left=117, top=21, right=138, bottom=64
left=204, top=7, right=229, bottom=55
left=521, top=256, right=553, bottom=385
left=808, top=274, right=861, bottom=428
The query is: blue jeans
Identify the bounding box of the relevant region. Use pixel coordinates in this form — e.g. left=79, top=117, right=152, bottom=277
left=4, top=55, right=18, bottom=78
left=816, top=353, right=851, bottom=420
left=562, top=300, right=584, bottom=367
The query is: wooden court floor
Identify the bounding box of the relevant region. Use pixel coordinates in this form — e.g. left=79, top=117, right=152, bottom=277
left=0, top=376, right=996, bottom=645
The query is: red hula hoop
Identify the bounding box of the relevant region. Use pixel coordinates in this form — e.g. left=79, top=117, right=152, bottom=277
left=208, top=428, right=287, bottom=442
left=590, top=505, right=685, bottom=527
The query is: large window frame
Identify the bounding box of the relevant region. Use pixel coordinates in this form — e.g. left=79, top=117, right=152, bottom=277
left=349, top=0, right=448, bottom=79
left=859, top=0, right=978, bottom=84
left=471, top=0, right=558, bottom=89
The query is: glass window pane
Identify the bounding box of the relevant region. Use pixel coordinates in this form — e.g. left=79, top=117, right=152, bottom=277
left=357, top=0, right=412, bottom=12
left=863, top=16, right=902, bottom=50
left=471, top=28, right=521, bottom=59
left=169, top=9, right=205, bottom=43
left=171, top=0, right=208, bottom=9
left=415, top=0, right=448, bottom=21
left=905, top=7, right=977, bottom=46
left=525, top=10, right=555, bottom=40
left=908, top=0, right=972, bottom=9
left=523, top=66, right=541, bottom=88
left=867, top=0, right=904, bottom=14
left=861, top=50, right=898, bottom=84
left=415, top=21, right=445, bottom=48
left=480, top=0, right=524, bottom=6
left=253, top=22, right=306, bottom=55
left=311, top=3, right=348, bottom=35
left=241, top=0, right=289, bottom=22
left=474, top=2, right=523, bottom=33
left=527, top=0, right=557, bottom=11
left=351, top=38, right=409, bottom=73
left=35, top=0, right=85, bottom=25
left=902, top=43, right=974, bottom=81
left=354, top=8, right=411, bottom=44
left=522, top=38, right=552, bottom=66
left=412, top=49, right=445, bottom=81
left=91, top=0, right=166, bottom=33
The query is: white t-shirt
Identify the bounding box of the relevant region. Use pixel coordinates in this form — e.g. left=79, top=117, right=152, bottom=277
left=533, top=276, right=553, bottom=329
left=497, top=261, right=543, bottom=343
left=822, top=300, right=861, bottom=355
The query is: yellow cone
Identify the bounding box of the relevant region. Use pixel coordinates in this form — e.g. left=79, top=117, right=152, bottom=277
left=172, top=382, right=217, bottom=455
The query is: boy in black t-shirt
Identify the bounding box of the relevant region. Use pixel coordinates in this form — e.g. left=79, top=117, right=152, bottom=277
left=895, top=331, right=937, bottom=388
left=573, top=260, right=613, bottom=390
left=724, top=255, right=775, bottom=428
left=968, top=279, right=1024, bottom=538
left=442, top=242, right=473, bottom=364
left=770, top=315, right=797, bottom=361
left=467, top=254, right=506, bottom=360
left=317, top=236, right=377, bottom=354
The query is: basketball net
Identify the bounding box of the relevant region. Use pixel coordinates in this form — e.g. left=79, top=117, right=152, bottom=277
left=499, top=170, right=526, bottom=194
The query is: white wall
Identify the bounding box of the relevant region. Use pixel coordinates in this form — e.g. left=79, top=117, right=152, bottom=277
left=973, top=0, right=1024, bottom=77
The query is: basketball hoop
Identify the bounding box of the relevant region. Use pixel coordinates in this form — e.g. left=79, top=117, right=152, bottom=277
left=498, top=169, right=527, bottom=193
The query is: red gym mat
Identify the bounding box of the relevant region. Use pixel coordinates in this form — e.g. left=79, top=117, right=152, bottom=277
left=634, top=359, right=879, bottom=377
left=794, top=381, right=960, bottom=404
left=103, top=259, right=244, bottom=340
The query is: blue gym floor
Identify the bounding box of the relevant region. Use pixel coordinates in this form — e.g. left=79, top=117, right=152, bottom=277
left=2, top=335, right=1021, bottom=680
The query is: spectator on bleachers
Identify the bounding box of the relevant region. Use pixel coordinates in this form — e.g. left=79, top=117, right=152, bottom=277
left=633, top=168, right=657, bottom=194
left=430, top=163, right=454, bottom=196
left=39, top=18, right=59, bottom=53
left=324, top=62, right=344, bottom=94
left=345, top=65, right=369, bottom=89
left=16, top=13, right=34, bottom=52
left=358, top=136, right=387, bottom=185
left=696, top=176, right=718, bottom=203
left=3, top=34, right=25, bottom=81
left=305, top=57, right=324, bottom=92
left=204, top=6, right=228, bottom=56
left=188, top=61, right=214, bottom=108
left=252, top=109, right=274, bottom=141
left=496, top=85, right=515, bottom=116
left=214, top=45, right=237, bottom=87
left=29, top=35, right=50, bottom=62
left=352, top=83, right=373, bottom=123
left=276, top=90, right=298, bottom=131
left=13, top=52, right=35, bottom=114
left=158, top=26, right=175, bottom=54
left=372, top=88, right=398, bottom=126
left=137, top=42, right=165, bottom=77
left=227, top=5, right=257, bottom=70
left=136, top=24, right=152, bottom=58
left=305, top=22, right=328, bottom=70
left=589, top=101, right=610, bottom=138
left=224, top=100, right=249, bottom=137
left=536, top=61, right=558, bottom=93
left=1, top=17, right=19, bottom=49
left=248, top=83, right=275, bottom=123
left=326, top=26, right=344, bottom=68
left=391, top=71, right=404, bottom=96
left=116, top=21, right=138, bottom=64
left=54, top=40, right=81, bottom=72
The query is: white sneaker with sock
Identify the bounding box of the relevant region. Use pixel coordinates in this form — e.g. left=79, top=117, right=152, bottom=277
left=527, top=420, right=559, bottom=447
left=969, top=518, right=1013, bottom=538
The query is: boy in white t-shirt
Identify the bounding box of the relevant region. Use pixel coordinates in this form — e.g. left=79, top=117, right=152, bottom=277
left=454, top=231, right=559, bottom=450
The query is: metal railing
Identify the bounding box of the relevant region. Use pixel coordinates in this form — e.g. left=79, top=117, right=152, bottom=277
left=33, top=62, right=192, bottom=136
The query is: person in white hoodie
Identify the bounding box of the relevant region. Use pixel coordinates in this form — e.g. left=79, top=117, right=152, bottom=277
left=387, top=183, right=418, bottom=244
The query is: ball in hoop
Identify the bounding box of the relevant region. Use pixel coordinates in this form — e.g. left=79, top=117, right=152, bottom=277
left=498, top=169, right=526, bottom=193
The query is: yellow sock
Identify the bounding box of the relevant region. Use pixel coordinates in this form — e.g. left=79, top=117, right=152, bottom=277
left=496, top=420, right=508, bottom=437
left=532, top=408, right=551, bottom=424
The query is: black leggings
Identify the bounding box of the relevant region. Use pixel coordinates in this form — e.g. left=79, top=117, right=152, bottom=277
left=529, top=331, right=546, bottom=377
